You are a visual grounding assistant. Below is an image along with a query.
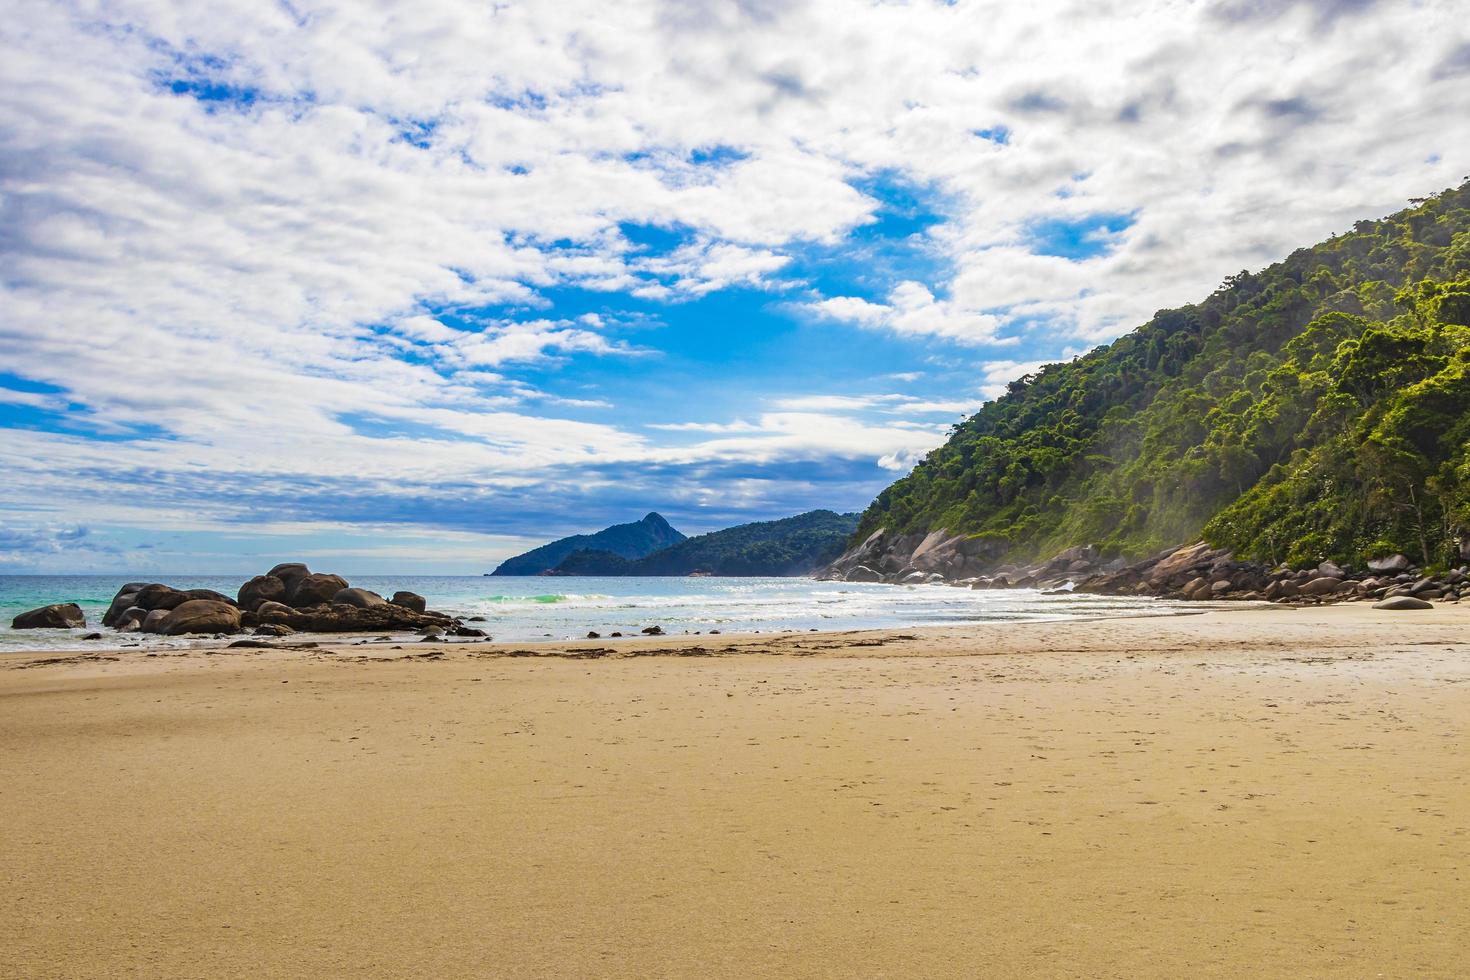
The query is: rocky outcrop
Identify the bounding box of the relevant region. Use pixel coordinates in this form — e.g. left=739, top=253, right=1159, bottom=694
left=331, top=588, right=387, bottom=609
left=819, top=531, right=1468, bottom=607
left=390, top=591, right=427, bottom=613
left=92, top=564, right=460, bottom=637
left=160, top=600, right=242, bottom=635
left=238, top=575, right=288, bottom=611
left=288, top=573, right=349, bottom=607
left=12, top=603, right=86, bottom=629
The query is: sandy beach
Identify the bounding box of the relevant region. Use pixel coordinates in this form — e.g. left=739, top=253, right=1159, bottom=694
left=3, top=603, right=1469, bottom=978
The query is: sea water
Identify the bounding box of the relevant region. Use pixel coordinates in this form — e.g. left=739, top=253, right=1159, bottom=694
left=0, top=574, right=1227, bottom=653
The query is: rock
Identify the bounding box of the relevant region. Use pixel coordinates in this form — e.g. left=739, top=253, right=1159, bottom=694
left=451, top=625, right=488, bottom=638
left=587, top=631, right=601, bottom=639
left=115, top=606, right=148, bottom=632
left=1408, top=577, right=1438, bottom=595
left=1316, top=561, right=1346, bottom=579
left=267, top=563, right=311, bottom=595
left=1367, top=554, right=1411, bottom=573
left=1210, top=579, right=1233, bottom=594
left=253, top=623, right=296, bottom=636
left=1373, top=596, right=1434, bottom=610
left=238, top=575, right=288, bottom=611
left=11, top=603, right=86, bottom=629
left=141, top=609, right=172, bottom=633
left=183, top=589, right=237, bottom=606
left=901, top=571, right=927, bottom=584
left=419, top=626, right=443, bottom=637
left=389, top=591, right=427, bottom=613
left=255, top=601, right=295, bottom=623
left=331, top=588, right=387, bottom=609
left=228, top=639, right=278, bottom=649
left=642, top=626, right=664, bottom=635
left=1299, top=576, right=1349, bottom=596
left=161, top=599, right=242, bottom=636
left=83, top=632, right=103, bottom=641
left=280, top=601, right=450, bottom=633
left=467, top=615, right=487, bottom=622
left=924, top=572, right=946, bottom=583
left=102, top=588, right=144, bottom=627
left=845, top=565, right=883, bottom=583
left=288, top=573, right=349, bottom=607
left=131, top=584, right=189, bottom=611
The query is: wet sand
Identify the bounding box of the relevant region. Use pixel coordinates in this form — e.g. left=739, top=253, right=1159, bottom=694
left=2, top=603, right=1468, bottom=977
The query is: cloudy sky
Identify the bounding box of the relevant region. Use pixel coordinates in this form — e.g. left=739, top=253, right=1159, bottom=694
left=1, top=0, right=1467, bottom=573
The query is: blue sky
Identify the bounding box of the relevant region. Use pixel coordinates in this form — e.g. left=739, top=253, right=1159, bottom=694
left=1, top=0, right=1467, bottom=573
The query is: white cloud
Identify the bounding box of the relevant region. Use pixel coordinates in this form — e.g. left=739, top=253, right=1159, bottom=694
left=1, top=0, right=1466, bottom=551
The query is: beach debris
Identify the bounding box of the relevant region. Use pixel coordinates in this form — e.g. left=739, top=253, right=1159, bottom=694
left=11, top=603, right=87, bottom=630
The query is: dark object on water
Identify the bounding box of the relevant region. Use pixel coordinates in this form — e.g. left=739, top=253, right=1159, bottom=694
left=587, top=631, right=601, bottom=639
left=641, top=625, right=664, bottom=635
left=83, top=632, right=103, bottom=641
left=451, top=625, right=489, bottom=638
left=610, top=632, right=623, bottom=638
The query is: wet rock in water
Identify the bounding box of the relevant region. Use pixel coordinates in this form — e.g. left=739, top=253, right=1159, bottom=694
left=610, top=632, right=623, bottom=638
left=11, top=603, right=87, bottom=630
left=1373, top=595, right=1434, bottom=610
left=103, top=586, right=147, bottom=627
left=238, top=575, right=288, bottom=611
left=390, top=591, right=427, bottom=614
left=451, top=625, right=489, bottom=638
left=466, top=615, right=487, bottom=622
left=141, top=609, right=172, bottom=633
left=289, top=573, right=350, bottom=607
left=419, top=626, right=443, bottom=637
left=253, top=623, right=296, bottom=637
left=228, top=639, right=277, bottom=649
left=845, top=565, right=883, bottom=583
left=332, top=587, right=387, bottom=609
left=641, top=625, right=664, bottom=635
left=115, top=607, right=148, bottom=632
left=82, top=632, right=103, bottom=641
left=161, top=599, right=243, bottom=636
left=587, top=631, right=601, bottom=639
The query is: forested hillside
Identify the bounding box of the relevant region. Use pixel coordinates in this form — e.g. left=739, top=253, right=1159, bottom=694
left=550, top=510, right=860, bottom=576
left=855, top=182, right=1470, bottom=569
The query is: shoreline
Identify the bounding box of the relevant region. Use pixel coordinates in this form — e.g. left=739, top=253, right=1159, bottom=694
left=5, top=602, right=1469, bottom=977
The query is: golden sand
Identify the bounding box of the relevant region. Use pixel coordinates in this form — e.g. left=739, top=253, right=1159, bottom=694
left=3, top=604, right=1468, bottom=977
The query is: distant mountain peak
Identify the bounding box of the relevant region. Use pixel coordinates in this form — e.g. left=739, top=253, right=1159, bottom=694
left=490, top=512, right=686, bottom=576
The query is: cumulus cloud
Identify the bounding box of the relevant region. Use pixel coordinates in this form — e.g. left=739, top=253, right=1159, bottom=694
left=0, top=0, right=1465, bottom=560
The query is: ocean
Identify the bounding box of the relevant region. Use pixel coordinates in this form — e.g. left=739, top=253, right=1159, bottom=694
left=0, top=574, right=1231, bottom=653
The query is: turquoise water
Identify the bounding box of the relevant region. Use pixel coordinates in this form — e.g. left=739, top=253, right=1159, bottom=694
left=0, top=574, right=1221, bottom=652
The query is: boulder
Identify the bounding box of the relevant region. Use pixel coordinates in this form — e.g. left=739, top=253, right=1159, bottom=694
left=845, top=565, right=882, bottom=583
left=331, top=588, right=387, bottom=609
left=238, top=575, right=288, bottom=611
left=11, top=603, right=86, bottom=629
left=451, top=625, right=489, bottom=638
left=288, top=573, right=350, bottom=607
left=141, top=609, right=172, bottom=633
left=1210, top=579, right=1233, bottom=594
left=131, top=583, right=189, bottom=611
left=1367, top=554, right=1411, bottom=573
left=1146, top=542, right=1221, bottom=587
left=279, top=603, right=455, bottom=634
left=390, top=591, right=427, bottom=613
left=1373, top=596, right=1434, bottom=610
left=103, top=586, right=147, bottom=627
left=253, top=623, right=296, bottom=637
left=255, top=601, right=295, bottom=623
left=114, top=606, right=148, bottom=632
left=184, top=589, right=237, bottom=606
left=1316, top=561, right=1346, bottom=579
left=267, top=563, right=311, bottom=595
left=1299, top=576, right=1349, bottom=596
left=161, top=599, right=242, bottom=636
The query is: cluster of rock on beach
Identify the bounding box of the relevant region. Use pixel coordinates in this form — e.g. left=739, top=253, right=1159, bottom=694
left=823, top=528, right=1466, bottom=609
left=10, top=563, right=489, bottom=638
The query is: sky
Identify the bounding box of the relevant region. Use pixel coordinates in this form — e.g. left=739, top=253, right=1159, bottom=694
left=1, top=0, right=1468, bottom=574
